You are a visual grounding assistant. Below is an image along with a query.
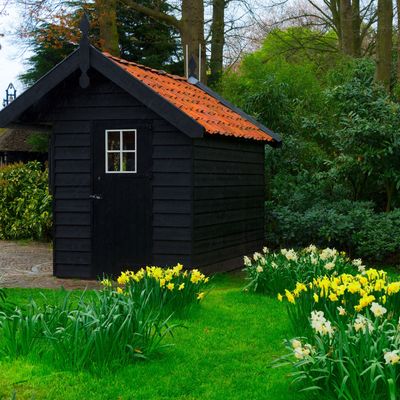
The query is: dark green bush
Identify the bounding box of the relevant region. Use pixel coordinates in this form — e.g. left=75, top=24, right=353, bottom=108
left=354, top=209, right=400, bottom=262
left=266, top=201, right=400, bottom=262
left=0, top=162, right=52, bottom=240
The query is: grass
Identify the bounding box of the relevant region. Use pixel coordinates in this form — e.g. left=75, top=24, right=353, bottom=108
left=0, top=273, right=305, bottom=400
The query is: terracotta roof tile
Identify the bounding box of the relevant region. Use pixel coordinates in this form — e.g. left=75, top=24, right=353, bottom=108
left=103, top=53, right=275, bottom=142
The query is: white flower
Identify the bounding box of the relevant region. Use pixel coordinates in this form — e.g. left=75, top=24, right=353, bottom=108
left=310, top=255, right=318, bottom=265
left=324, top=262, right=335, bottom=271
left=354, top=314, right=374, bottom=333
left=262, top=246, right=269, bottom=254
left=253, top=252, right=262, bottom=262
left=291, top=339, right=302, bottom=349
left=384, top=350, right=400, bottom=365
left=293, top=343, right=312, bottom=359
left=352, top=258, right=363, bottom=267
left=271, top=261, right=278, bottom=269
left=243, top=256, right=252, bottom=267
left=281, top=248, right=288, bottom=256
left=285, top=249, right=298, bottom=262
left=320, top=248, right=338, bottom=261
left=256, top=265, right=263, bottom=273
left=337, top=306, right=346, bottom=316
left=358, top=265, right=366, bottom=273
left=370, top=302, right=387, bottom=317
left=305, top=244, right=317, bottom=253
left=310, top=310, right=334, bottom=336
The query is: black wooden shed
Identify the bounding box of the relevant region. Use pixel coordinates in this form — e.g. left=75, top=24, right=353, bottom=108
left=0, top=21, right=281, bottom=278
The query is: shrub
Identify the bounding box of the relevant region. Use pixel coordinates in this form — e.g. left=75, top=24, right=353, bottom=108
left=266, top=201, right=400, bottom=262
left=104, top=264, right=209, bottom=317
left=354, top=209, right=400, bottom=262
left=243, top=246, right=357, bottom=296
left=0, top=161, right=52, bottom=240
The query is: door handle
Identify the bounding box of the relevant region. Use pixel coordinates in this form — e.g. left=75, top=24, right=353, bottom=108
left=89, top=194, right=103, bottom=200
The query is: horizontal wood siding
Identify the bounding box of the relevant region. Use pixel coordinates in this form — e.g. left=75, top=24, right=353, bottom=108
left=152, top=119, right=193, bottom=267
left=51, top=72, right=192, bottom=277
left=192, top=136, right=265, bottom=270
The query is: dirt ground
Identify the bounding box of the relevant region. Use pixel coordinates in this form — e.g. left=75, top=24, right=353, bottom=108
left=0, top=241, right=99, bottom=289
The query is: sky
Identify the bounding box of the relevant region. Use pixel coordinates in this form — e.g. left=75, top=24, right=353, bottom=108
left=0, top=5, right=29, bottom=105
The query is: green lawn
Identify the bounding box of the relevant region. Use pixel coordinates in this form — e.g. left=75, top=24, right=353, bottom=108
left=0, top=274, right=305, bottom=400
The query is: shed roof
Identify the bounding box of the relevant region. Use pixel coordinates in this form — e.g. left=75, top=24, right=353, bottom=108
left=0, top=128, right=44, bottom=152
left=104, top=53, right=277, bottom=143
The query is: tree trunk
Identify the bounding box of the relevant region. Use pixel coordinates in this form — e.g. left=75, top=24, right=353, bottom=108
left=375, top=0, right=393, bottom=91
left=209, top=0, right=225, bottom=86
left=95, top=0, right=120, bottom=56
left=340, top=0, right=355, bottom=55
left=351, top=0, right=362, bottom=57
left=181, top=0, right=206, bottom=83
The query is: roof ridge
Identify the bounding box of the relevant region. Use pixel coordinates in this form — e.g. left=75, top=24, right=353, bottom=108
left=103, top=52, right=188, bottom=82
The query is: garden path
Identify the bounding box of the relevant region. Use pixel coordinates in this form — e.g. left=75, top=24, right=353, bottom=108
left=0, top=241, right=98, bottom=289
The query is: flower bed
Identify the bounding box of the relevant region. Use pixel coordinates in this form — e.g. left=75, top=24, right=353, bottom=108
left=277, top=266, right=400, bottom=399
left=243, top=245, right=358, bottom=296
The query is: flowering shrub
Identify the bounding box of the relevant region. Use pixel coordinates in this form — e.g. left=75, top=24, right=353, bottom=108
left=101, top=264, right=209, bottom=316
left=277, top=267, right=400, bottom=399
left=243, top=245, right=357, bottom=296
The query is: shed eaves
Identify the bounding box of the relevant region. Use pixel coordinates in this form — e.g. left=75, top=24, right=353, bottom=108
left=104, top=53, right=275, bottom=142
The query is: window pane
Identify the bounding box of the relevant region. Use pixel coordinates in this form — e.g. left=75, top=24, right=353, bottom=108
left=107, top=153, right=120, bottom=172
left=123, top=131, right=136, bottom=150
left=108, top=131, right=120, bottom=151
left=122, top=152, right=136, bottom=172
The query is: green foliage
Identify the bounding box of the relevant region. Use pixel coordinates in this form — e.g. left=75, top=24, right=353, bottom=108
left=354, top=209, right=400, bottom=262
left=278, top=268, right=400, bottom=399
left=0, top=278, right=301, bottom=400
left=0, top=288, right=177, bottom=372
left=0, top=162, right=51, bottom=240
left=109, top=265, right=209, bottom=317
left=26, top=132, right=49, bottom=153
left=243, top=246, right=356, bottom=297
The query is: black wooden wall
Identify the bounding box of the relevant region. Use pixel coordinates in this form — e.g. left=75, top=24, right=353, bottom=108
left=192, top=136, right=265, bottom=273
left=49, top=71, right=193, bottom=278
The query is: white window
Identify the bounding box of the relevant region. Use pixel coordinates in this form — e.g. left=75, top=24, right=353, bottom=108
left=105, top=129, right=137, bottom=173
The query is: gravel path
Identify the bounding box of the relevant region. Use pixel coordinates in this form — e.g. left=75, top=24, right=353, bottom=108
left=0, top=241, right=98, bottom=289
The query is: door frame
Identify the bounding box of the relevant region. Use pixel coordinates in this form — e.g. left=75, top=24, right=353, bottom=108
left=90, top=119, right=153, bottom=277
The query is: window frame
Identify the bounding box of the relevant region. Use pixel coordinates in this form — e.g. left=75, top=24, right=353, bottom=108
left=105, top=129, right=137, bottom=174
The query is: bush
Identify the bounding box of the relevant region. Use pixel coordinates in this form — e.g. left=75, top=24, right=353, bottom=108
left=243, top=246, right=357, bottom=296
left=0, top=161, right=51, bottom=240
left=354, top=209, right=400, bottom=262
left=266, top=201, right=400, bottom=262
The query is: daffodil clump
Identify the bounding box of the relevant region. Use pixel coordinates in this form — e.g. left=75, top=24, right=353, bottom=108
left=278, top=268, right=400, bottom=332
left=100, top=264, right=209, bottom=316
left=276, top=267, right=400, bottom=399
left=243, top=245, right=357, bottom=296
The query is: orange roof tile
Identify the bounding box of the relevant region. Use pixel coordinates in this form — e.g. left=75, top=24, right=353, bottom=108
left=103, top=53, right=275, bottom=142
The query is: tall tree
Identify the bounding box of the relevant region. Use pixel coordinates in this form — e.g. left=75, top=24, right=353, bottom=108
left=95, top=0, right=120, bottom=55
left=121, top=0, right=207, bottom=82
left=375, top=0, right=393, bottom=90
left=209, top=0, right=226, bottom=85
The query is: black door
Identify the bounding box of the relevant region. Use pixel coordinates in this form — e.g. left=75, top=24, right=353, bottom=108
left=91, top=121, right=152, bottom=277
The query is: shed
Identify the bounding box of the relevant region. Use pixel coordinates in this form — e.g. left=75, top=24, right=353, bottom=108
left=0, top=18, right=281, bottom=278
left=0, top=127, right=48, bottom=166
